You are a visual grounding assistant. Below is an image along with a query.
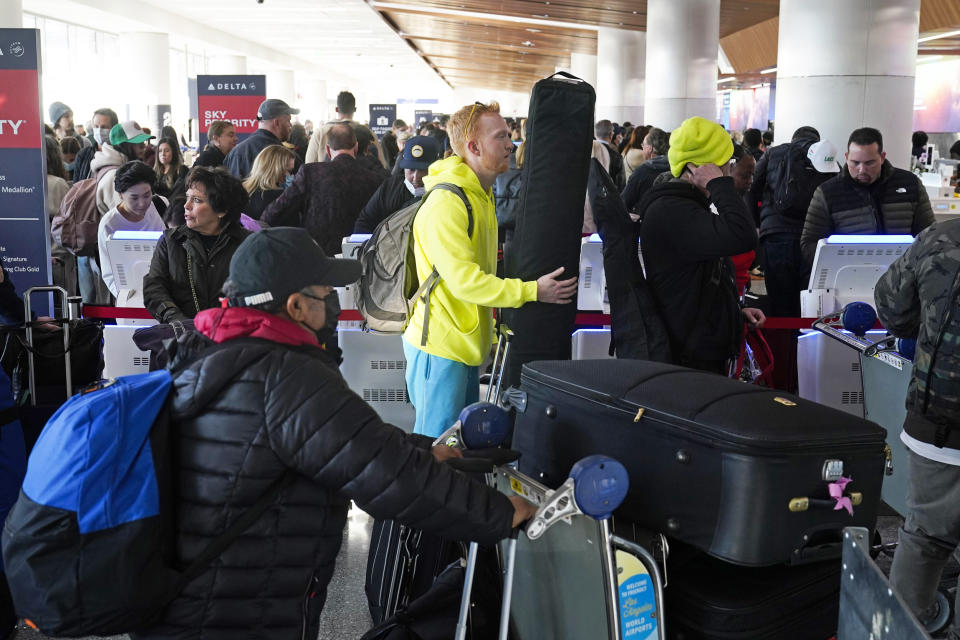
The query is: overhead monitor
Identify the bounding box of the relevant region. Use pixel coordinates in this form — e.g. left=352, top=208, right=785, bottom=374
left=807, top=234, right=914, bottom=309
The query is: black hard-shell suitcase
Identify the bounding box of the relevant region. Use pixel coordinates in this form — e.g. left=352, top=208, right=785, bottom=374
left=502, top=72, right=595, bottom=389
left=665, top=548, right=841, bottom=640
left=364, top=518, right=461, bottom=625
left=510, top=359, right=887, bottom=567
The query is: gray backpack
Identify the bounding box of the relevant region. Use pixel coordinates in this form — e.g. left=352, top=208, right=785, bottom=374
left=356, top=183, right=472, bottom=345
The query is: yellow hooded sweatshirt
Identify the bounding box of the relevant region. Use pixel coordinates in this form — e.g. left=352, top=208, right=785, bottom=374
left=404, top=156, right=539, bottom=366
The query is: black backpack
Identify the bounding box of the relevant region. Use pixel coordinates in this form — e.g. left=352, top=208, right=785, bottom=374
left=587, top=158, right=672, bottom=363
left=769, top=139, right=818, bottom=219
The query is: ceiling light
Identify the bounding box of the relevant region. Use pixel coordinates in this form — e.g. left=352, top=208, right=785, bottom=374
left=521, top=40, right=534, bottom=46
left=750, top=83, right=764, bottom=88
left=760, top=67, right=777, bottom=74
left=525, top=28, right=541, bottom=33
left=917, top=55, right=942, bottom=63
left=717, top=77, right=736, bottom=84
left=918, top=29, right=960, bottom=43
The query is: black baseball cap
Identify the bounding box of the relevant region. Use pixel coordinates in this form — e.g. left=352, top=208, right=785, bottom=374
left=226, top=228, right=360, bottom=307
left=399, top=135, right=441, bottom=170
left=257, top=98, right=300, bottom=121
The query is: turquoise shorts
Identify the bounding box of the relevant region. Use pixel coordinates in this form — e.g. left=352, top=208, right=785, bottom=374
left=402, top=338, right=479, bottom=438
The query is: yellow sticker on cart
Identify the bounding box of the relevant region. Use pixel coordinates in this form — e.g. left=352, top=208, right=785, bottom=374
left=510, top=477, right=524, bottom=495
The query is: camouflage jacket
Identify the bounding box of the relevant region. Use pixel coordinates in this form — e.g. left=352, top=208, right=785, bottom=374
left=875, top=219, right=960, bottom=448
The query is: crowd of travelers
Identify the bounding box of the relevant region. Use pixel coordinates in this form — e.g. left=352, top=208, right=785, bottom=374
left=1, top=89, right=958, bottom=640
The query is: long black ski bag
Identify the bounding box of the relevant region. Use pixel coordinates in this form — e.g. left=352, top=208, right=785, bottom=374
left=502, top=73, right=595, bottom=389
left=509, top=359, right=887, bottom=567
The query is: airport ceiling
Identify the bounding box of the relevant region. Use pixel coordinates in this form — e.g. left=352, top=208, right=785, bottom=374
left=366, top=0, right=960, bottom=92
left=23, top=0, right=960, bottom=95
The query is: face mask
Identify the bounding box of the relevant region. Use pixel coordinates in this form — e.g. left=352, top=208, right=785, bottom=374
left=284, top=174, right=295, bottom=188
left=63, top=161, right=75, bottom=172
left=94, top=127, right=112, bottom=146
left=413, top=186, right=426, bottom=197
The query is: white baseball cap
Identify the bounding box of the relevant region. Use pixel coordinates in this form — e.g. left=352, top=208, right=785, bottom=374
left=807, top=140, right=840, bottom=173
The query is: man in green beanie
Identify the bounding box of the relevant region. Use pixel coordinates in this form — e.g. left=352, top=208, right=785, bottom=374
left=635, top=116, right=765, bottom=374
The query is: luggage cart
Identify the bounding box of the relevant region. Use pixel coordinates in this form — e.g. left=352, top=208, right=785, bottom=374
left=813, top=308, right=909, bottom=516
left=838, top=527, right=931, bottom=639
left=449, top=326, right=665, bottom=640
left=444, top=437, right=665, bottom=640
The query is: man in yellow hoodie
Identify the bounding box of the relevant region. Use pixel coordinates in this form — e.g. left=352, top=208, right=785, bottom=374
left=403, top=101, right=577, bottom=437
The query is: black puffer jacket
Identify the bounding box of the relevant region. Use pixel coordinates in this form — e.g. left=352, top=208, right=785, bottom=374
left=133, top=318, right=514, bottom=639
left=801, top=161, right=934, bottom=266
left=143, top=223, right=250, bottom=322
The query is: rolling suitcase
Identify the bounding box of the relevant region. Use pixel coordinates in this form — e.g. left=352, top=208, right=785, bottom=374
left=0, top=287, right=102, bottom=453
left=502, top=72, right=595, bottom=389
left=364, top=518, right=462, bottom=625
left=508, top=359, right=888, bottom=567
left=364, top=329, right=515, bottom=629
left=665, top=548, right=841, bottom=640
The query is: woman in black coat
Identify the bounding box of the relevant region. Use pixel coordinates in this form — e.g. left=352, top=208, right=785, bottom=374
left=241, top=144, right=297, bottom=220
left=143, top=166, right=251, bottom=322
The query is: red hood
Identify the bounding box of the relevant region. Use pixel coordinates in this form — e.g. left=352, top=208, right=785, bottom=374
left=195, top=307, right=320, bottom=348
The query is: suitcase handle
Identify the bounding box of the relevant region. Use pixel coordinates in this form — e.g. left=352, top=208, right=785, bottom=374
left=23, top=286, right=72, bottom=405
left=788, top=493, right=863, bottom=512
left=546, top=70, right=585, bottom=83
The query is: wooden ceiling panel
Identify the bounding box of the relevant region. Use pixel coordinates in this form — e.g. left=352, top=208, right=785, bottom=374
left=391, top=12, right=597, bottom=55
left=376, top=0, right=646, bottom=31
left=718, top=1, right=781, bottom=37
left=374, top=0, right=780, bottom=35
left=720, top=16, right=778, bottom=73
left=370, top=0, right=956, bottom=92
left=919, top=0, right=960, bottom=32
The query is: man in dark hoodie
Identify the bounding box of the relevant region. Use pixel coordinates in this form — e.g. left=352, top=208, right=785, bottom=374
left=637, top=116, right=764, bottom=374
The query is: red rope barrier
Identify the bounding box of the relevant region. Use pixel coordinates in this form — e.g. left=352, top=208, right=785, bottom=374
left=82, top=305, right=153, bottom=319
left=79, top=306, right=878, bottom=332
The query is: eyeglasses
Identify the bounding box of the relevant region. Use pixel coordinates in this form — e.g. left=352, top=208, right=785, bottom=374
left=299, top=291, right=329, bottom=304
left=465, top=101, right=485, bottom=132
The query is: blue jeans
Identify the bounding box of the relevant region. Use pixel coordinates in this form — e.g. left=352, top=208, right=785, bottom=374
left=402, top=339, right=479, bottom=439
left=77, top=256, right=112, bottom=305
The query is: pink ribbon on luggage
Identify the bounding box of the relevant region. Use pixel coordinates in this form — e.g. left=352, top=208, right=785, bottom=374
left=829, top=477, right=854, bottom=516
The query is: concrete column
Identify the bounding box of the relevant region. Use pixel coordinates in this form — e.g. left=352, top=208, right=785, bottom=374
left=118, top=32, right=171, bottom=133
left=644, top=0, right=720, bottom=131
left=210, top=54, right=247, bottom=75
left=0, top=0, right=22, bottom=28
left=596, top=28, right=646, bottom=125
left=775, top=0, right=919, bottom=168
left=267, top=69, right=296, bottom=105
left=299, top=79, right=328, bottom=124
left=570, top=52, right=598, bottom=89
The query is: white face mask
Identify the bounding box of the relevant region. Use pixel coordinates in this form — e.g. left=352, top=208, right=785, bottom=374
left=94, top=127, right=112, bottom=145
left=413, top=186, right=426, bottom=197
